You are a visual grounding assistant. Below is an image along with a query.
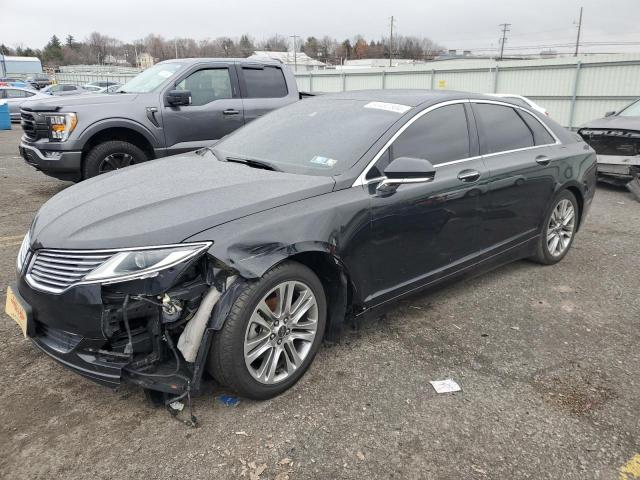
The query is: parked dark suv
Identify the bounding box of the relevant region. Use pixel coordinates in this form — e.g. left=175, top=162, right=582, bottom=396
left=19, top=58, right=300, bottom=181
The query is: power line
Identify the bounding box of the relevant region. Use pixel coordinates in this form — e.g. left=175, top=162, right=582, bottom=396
left=498, top=23, right=511, bottom=60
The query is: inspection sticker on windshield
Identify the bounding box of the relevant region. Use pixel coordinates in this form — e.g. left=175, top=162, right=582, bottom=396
left=310, top=156, right=337, bottom=168
left=364, top=101, right=411, bottom=114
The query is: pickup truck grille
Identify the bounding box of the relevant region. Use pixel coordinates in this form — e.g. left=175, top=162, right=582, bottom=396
left=26, top=250, right=114, bottom=293
left=579, top=128, right=640, bottom=157
left=20, top=110, right=48, bottom=141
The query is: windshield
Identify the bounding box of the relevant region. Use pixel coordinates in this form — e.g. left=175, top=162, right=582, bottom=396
left=213, top=98, right=410, bottom=176
left=118, top=62, right=183, bottom=93
left=618, top=99, right=640, bottom=117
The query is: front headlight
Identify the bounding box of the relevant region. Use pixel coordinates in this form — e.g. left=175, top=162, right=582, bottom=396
left=45, top=113, right=77, bottom=142
left=16, top=230, right=31, bottom=272
left=83, top=242, right=211, bottom=284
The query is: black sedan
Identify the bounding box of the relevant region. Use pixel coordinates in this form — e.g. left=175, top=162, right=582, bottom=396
left=7, top=90, right=597, bottom=402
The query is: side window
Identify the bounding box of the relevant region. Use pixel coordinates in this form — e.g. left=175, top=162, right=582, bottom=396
left=366, top=104, right=470, bottom=180
left=518, top=110, right=555, bottom=146
left=62, top=85, right=77, bottom=91
left=50, top=85, right=62, bottom=92
left=176, top=68, right=233, bottom=106
left=474, top=103, right=534, bottom=154
left=6, top=89, right=27, bottom=98
left=242, top=66, right=288, bottom=98
left=392, top=104, right=470, bottom=164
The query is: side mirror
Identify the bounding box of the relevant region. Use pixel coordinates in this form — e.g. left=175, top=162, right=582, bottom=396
left=604, top=110, right=616, bottom=117
left=166, top=89, right=191, bottom=107
left=376, top=156, right=436, bottom=194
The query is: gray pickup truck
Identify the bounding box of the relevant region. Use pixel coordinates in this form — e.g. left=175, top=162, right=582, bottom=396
left=19, top=58, right=301, bottom=181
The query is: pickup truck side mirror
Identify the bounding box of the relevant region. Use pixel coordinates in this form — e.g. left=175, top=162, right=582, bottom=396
left=604, top=110, right=616, bottom=117
left=376, top=156, right=436, bottom=194
left=166, top=89, right=191, bottom=107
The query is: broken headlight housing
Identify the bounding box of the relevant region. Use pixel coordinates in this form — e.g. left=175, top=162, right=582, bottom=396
left=83, top=242, right=212, bottom=284
left=45, top=113, right=77, bottom=142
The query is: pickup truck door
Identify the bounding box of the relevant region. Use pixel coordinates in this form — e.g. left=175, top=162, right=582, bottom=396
left=236, top=63, right=299, bottom=124
left=160, top=62, right=244, bottom=155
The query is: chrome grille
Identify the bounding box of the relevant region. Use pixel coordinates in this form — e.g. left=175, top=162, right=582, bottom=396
left=27, top=250, right=114, bottom=293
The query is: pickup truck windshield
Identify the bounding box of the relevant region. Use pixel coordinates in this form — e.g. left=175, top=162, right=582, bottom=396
left=213, top=98, right=410, bottom=176
left=119, top=63, right=183, bottom=93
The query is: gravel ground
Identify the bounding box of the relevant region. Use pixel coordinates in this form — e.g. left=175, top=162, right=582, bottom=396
left=0, top=128, right=638, bottom=480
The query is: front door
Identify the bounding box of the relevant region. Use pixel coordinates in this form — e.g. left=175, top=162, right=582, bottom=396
left=365, top=102, right=489, bottom=306
left=161, top=63, right=244, bottom=155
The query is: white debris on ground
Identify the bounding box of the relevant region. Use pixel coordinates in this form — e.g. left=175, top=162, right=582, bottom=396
left=430, top=378, right=462, bottom=394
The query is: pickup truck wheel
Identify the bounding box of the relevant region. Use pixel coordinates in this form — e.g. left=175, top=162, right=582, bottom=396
left=83, top=140, right=148, bottom=179
left=207, top=261, right=326, bottom=400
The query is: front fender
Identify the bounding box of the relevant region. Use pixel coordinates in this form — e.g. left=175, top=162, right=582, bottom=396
left=78, top=118, right=161, bottom=147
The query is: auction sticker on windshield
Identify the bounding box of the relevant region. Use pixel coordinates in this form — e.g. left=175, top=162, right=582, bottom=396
left=364, top=101, right=412, bottom=114
left=5, top=286, right=28, bottom=337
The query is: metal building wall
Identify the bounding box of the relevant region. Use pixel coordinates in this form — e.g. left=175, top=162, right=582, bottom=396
left=295, top=54, right=640, bottom=128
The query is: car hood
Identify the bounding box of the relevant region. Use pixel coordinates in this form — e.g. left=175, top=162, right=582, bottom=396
left=579, top=115, right=640, bottom=131
left=21, top=92, right=139, bottom=111
left=31, top=151, right=335, bottom=250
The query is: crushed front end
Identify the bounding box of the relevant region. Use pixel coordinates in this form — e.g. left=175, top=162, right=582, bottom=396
left=578, top=127, right=640, bottom=199
left=11, top=240, right=237, bottom=396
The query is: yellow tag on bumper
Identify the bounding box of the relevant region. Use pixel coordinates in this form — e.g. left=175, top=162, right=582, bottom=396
left=5, top=286, right=28, bottom=337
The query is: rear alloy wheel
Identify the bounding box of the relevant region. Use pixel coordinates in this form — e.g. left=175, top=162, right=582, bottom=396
left=531, top=190, right=578, bottom=265
left=83, top=140, right=148, bottom=179
left=207, top=262, right=326, bottom=399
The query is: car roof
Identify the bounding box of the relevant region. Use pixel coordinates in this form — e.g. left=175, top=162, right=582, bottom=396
left=157, top=57, right=283, bottom=67
left=318, top=89, right=505, bottom=108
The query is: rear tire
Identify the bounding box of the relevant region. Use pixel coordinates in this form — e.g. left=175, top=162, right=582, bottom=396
left=531, top=190, right=579, bottom=265
left=83, top=140, right=148, bottom=179
left=207, top=261, right=326, bottom=400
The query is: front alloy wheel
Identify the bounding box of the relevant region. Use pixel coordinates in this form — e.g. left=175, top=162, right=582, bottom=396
left=207, top=261, right=326, bottom=399
left=244, top=281, right=319, bottom=384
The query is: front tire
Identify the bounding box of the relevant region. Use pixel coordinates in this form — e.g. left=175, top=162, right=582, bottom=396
left=83, top=140, right=148, bottom=179
left=207, top=261, right=326, bottom=400
left=531, top=190, right=578, bottom=265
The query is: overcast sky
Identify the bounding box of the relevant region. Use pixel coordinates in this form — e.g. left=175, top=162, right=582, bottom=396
left=2, top=0, right=640, bottom=54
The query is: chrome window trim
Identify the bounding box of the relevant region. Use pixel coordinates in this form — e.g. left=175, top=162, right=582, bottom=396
left=353, top=98, right=562, bottom=187
left=24, top=242, right=211, bottom=294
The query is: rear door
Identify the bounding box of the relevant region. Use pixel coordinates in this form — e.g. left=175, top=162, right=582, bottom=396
left=161, top=62, right=243, bottom=155
left=366, top=102, right=489, bottom=305
left=471, top=101, right=559, bottom=251
left=237, top=64, right=296, bottom=123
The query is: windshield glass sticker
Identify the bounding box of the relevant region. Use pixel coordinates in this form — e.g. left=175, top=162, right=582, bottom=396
left=310, top=156, right=338, bottom=168
left=158, top=70, right=175, bottom=78
left=364, top=102, right=411, bottom=114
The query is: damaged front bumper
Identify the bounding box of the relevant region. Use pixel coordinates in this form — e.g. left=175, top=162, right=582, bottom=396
left=596, top=154, right=640, bottom=201
left=13, top=252, right=241, bottom=395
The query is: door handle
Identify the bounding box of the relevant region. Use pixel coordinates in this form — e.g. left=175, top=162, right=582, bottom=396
left=223, top=109, right=240, bottom=115
left=457, top=169, right=481, bottom=182
left=535, top=155, right=551, bottom=166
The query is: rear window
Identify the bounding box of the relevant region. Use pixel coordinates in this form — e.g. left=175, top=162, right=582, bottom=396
left=474, top=103, right=534, bottom=154
left=518, top=110, right=555, bottom=146
left=242, top=66, right=288, bottom=98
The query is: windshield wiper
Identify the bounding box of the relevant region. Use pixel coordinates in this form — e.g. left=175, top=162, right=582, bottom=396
left=225, top=156, right=279, bottom=171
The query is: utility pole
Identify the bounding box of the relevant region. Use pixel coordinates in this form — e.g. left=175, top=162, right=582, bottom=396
left=574, top=7, right=583, bottom=57
left=175, top=39, right=178, bottom=59
left=498, top=23, right=511, bottom=60
left=389, top=16, right=396, bottom=67
left=290, top=34, right=300, bottom=72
